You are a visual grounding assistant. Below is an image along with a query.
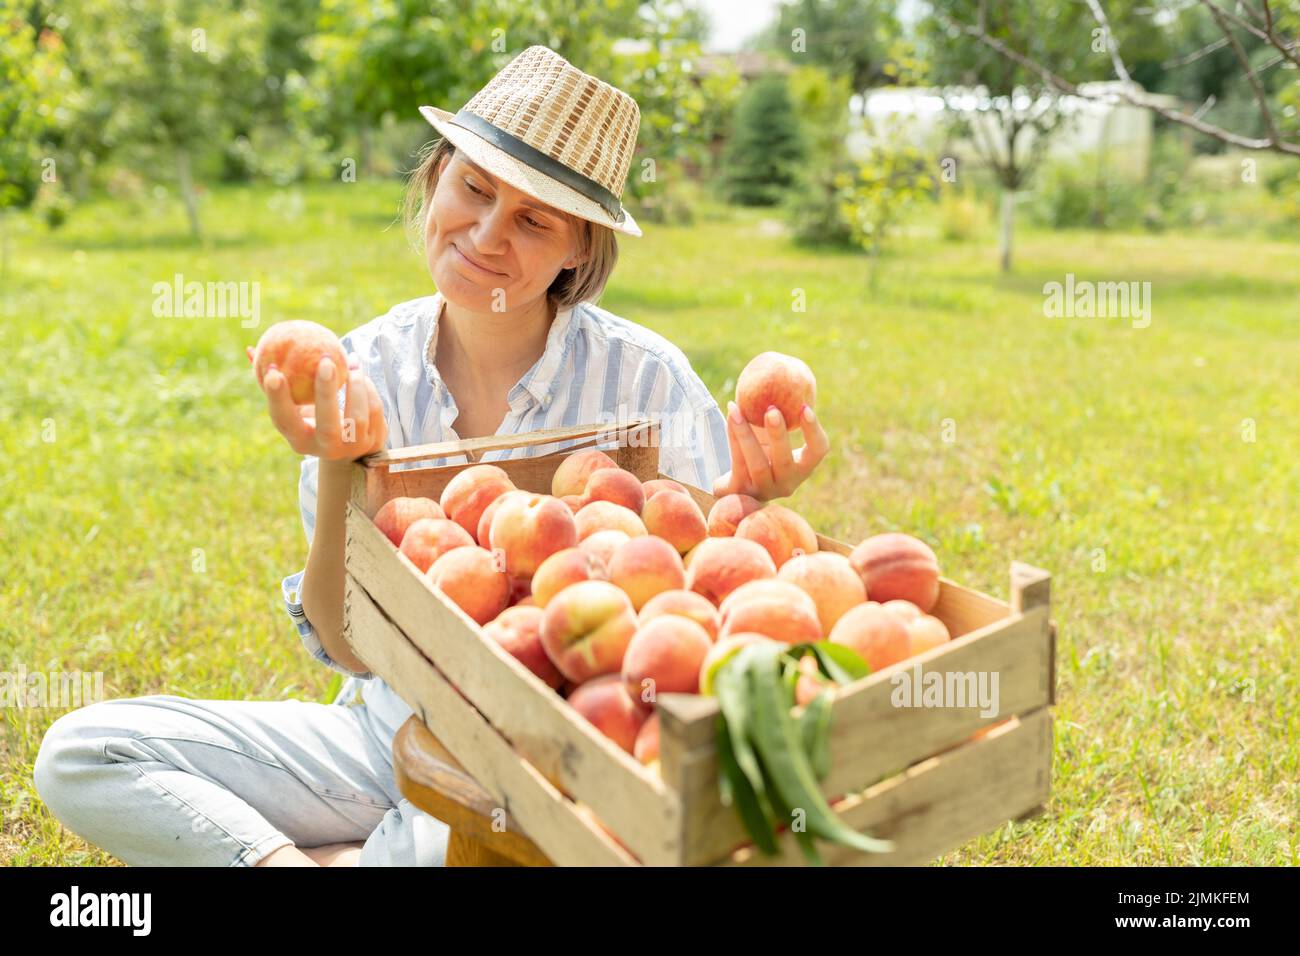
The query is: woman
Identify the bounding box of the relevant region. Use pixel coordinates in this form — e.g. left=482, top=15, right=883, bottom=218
left=34, top=46, right=828, bottom=867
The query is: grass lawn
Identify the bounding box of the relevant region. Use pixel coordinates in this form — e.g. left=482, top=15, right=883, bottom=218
left=2, top=181, right=1296, bottom=865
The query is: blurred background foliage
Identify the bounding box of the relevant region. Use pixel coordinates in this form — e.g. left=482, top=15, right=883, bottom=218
left=3, top=0, right=1298, bottom=256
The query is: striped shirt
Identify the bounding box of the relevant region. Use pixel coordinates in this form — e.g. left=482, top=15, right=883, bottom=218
left=281, top=291, right=732, bottom=736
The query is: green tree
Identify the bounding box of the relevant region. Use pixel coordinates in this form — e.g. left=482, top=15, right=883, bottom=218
left=763, top=0, right=903, bottom=117
left=719, top=75, right=807, bottom=206
left=837, top=136, right=933, bottom=284
left=782, top=64, right=856, bottom=246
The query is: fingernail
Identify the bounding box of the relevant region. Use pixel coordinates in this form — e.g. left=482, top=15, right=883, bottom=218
left=728, top=402, right=744, bottom=424
left=803, top=404, right=815, bottom=423
left=766, top=405, right=781, bottom=424
left=318, top=358, right=334, bottom=382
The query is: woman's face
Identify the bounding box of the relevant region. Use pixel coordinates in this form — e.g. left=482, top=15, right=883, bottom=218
left=426, top=151, right=580, bottom=311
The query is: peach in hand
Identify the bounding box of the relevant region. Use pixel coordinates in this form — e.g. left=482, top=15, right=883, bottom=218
left=253, top=320, right=349, bottom=405
left=735, top=351, right=816, bottom=430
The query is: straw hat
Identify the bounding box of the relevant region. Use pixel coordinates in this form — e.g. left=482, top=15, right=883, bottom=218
left=419, top=45, right=642, bottom=238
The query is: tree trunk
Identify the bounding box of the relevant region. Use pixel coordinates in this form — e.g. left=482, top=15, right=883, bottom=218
left=175, top=147, right=202, bottom=240
left=999, top=188, right=1015, bottom=273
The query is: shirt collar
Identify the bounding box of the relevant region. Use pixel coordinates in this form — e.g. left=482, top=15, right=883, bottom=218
left=422, top=290, right=581, bottom=410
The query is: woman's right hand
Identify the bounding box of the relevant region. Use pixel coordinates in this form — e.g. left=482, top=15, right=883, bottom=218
left=251, top=350, right=388, bottom=461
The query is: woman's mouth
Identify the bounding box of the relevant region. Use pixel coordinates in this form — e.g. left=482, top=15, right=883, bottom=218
left=452, top=244, right=506, bottom=277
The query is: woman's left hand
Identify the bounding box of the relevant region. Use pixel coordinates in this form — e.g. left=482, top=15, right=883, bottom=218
left=711, top=400, right=829, bottom=502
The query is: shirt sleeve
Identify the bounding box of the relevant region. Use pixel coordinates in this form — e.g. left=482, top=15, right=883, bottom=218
left=656, top=374, right=732, bottom=493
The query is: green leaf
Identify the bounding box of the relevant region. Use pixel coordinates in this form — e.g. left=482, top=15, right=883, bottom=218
left=810, top=640, right=871, bottom=684
left=716, top=713, right=779, bottom=856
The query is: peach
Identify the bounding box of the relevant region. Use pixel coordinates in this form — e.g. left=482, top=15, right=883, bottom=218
left=642, top=490, right=708, bottom=555
left=532, top=547, right=607, bottom=609
left=574, top=500, right=647, bottom=540
left=579, top=529, right=632, bottom=568
left=718, top=592, right=821, bottom=645
left=607, top=536, right=686, bottom=612
left=566, top=674, right=647, bottom=755
left=736, top=504, right=819, bottom=568
left=778, top=552, right=867, bottom=631
left=685, top=537, right=777, bottom=605
left=698, top=633, right=780, bottom=696
left=633, top=713, right=660, bottom=766
left=252, top=320, right=348, bottom=405
left=440, top=465, right=515, bottom=540
left=880, top=601, right=951, bottom=655
left=622, top=616, right=712, bottom=708
left=906, top=614, right=951, bottom=656
left=476, top=488, right=530, bottom=546
left=580, top=467, right=645, bottom=514
left=718, top=578, right=820, bottom=623
left=373, top=497, right=445, bottom=548
left=829, top=602, right=911, bottom=673
left=642, top=479, right=687, bottom=501
left=398, top=517, right=474, bottom=573
left=735, top=351, right=816, bottom=430
left=880, top=599, right=922, bottom=622
left=638, top=589, right=720, bottom=642
left=849, top=532, right=941, bottom=612
left=482, top=605, right=563, bottom=689
left=488, top=492, right=579, bottom=581
left=795, top=654, right=837, bottom=707
left=707, top=493, right=763, bottom=537
left=560, top=494, right=585, bottom=513
left=426, top=546, right=511, bottom=626
left=540, top=580, right=639, bottom=684
left=552, top=449, right=618, bottom=498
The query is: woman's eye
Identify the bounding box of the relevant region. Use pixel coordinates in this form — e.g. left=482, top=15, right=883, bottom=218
left=525, top=217, right=547, bottom=231
left=464, top=179, right=485, bottom=196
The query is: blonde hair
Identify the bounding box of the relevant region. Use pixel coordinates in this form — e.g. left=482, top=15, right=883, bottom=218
left=403, top=137, right=619, bottom=309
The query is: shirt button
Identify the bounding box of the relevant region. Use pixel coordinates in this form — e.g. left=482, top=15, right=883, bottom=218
left=543, top=392, right=553, bottom=406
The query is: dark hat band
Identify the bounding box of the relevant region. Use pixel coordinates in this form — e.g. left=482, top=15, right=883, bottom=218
left=449, top=108, right=626, bottom=224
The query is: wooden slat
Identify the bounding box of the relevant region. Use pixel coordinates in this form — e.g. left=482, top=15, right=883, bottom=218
left=344, top=505, right=682, bottom=865
left=364, top=418, right=655, bottom=466
left=662, top=604, right=1052, bottom=865
left=720, top=706, right=1053, bottom=866
left=345, top=577, right=637, bottom=866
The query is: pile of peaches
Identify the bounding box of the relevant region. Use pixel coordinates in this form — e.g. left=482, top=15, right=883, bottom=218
left=374, top=449, right=951, bottom=775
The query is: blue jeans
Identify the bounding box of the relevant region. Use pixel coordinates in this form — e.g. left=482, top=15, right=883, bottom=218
left=32, top=683, right=448, bottom=866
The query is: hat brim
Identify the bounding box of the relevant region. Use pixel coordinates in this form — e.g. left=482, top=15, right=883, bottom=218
left=419, top=106, right=642, bottom=239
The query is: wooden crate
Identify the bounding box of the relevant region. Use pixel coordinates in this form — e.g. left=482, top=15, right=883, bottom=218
left=342, top=418, right=1056, bottom=866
